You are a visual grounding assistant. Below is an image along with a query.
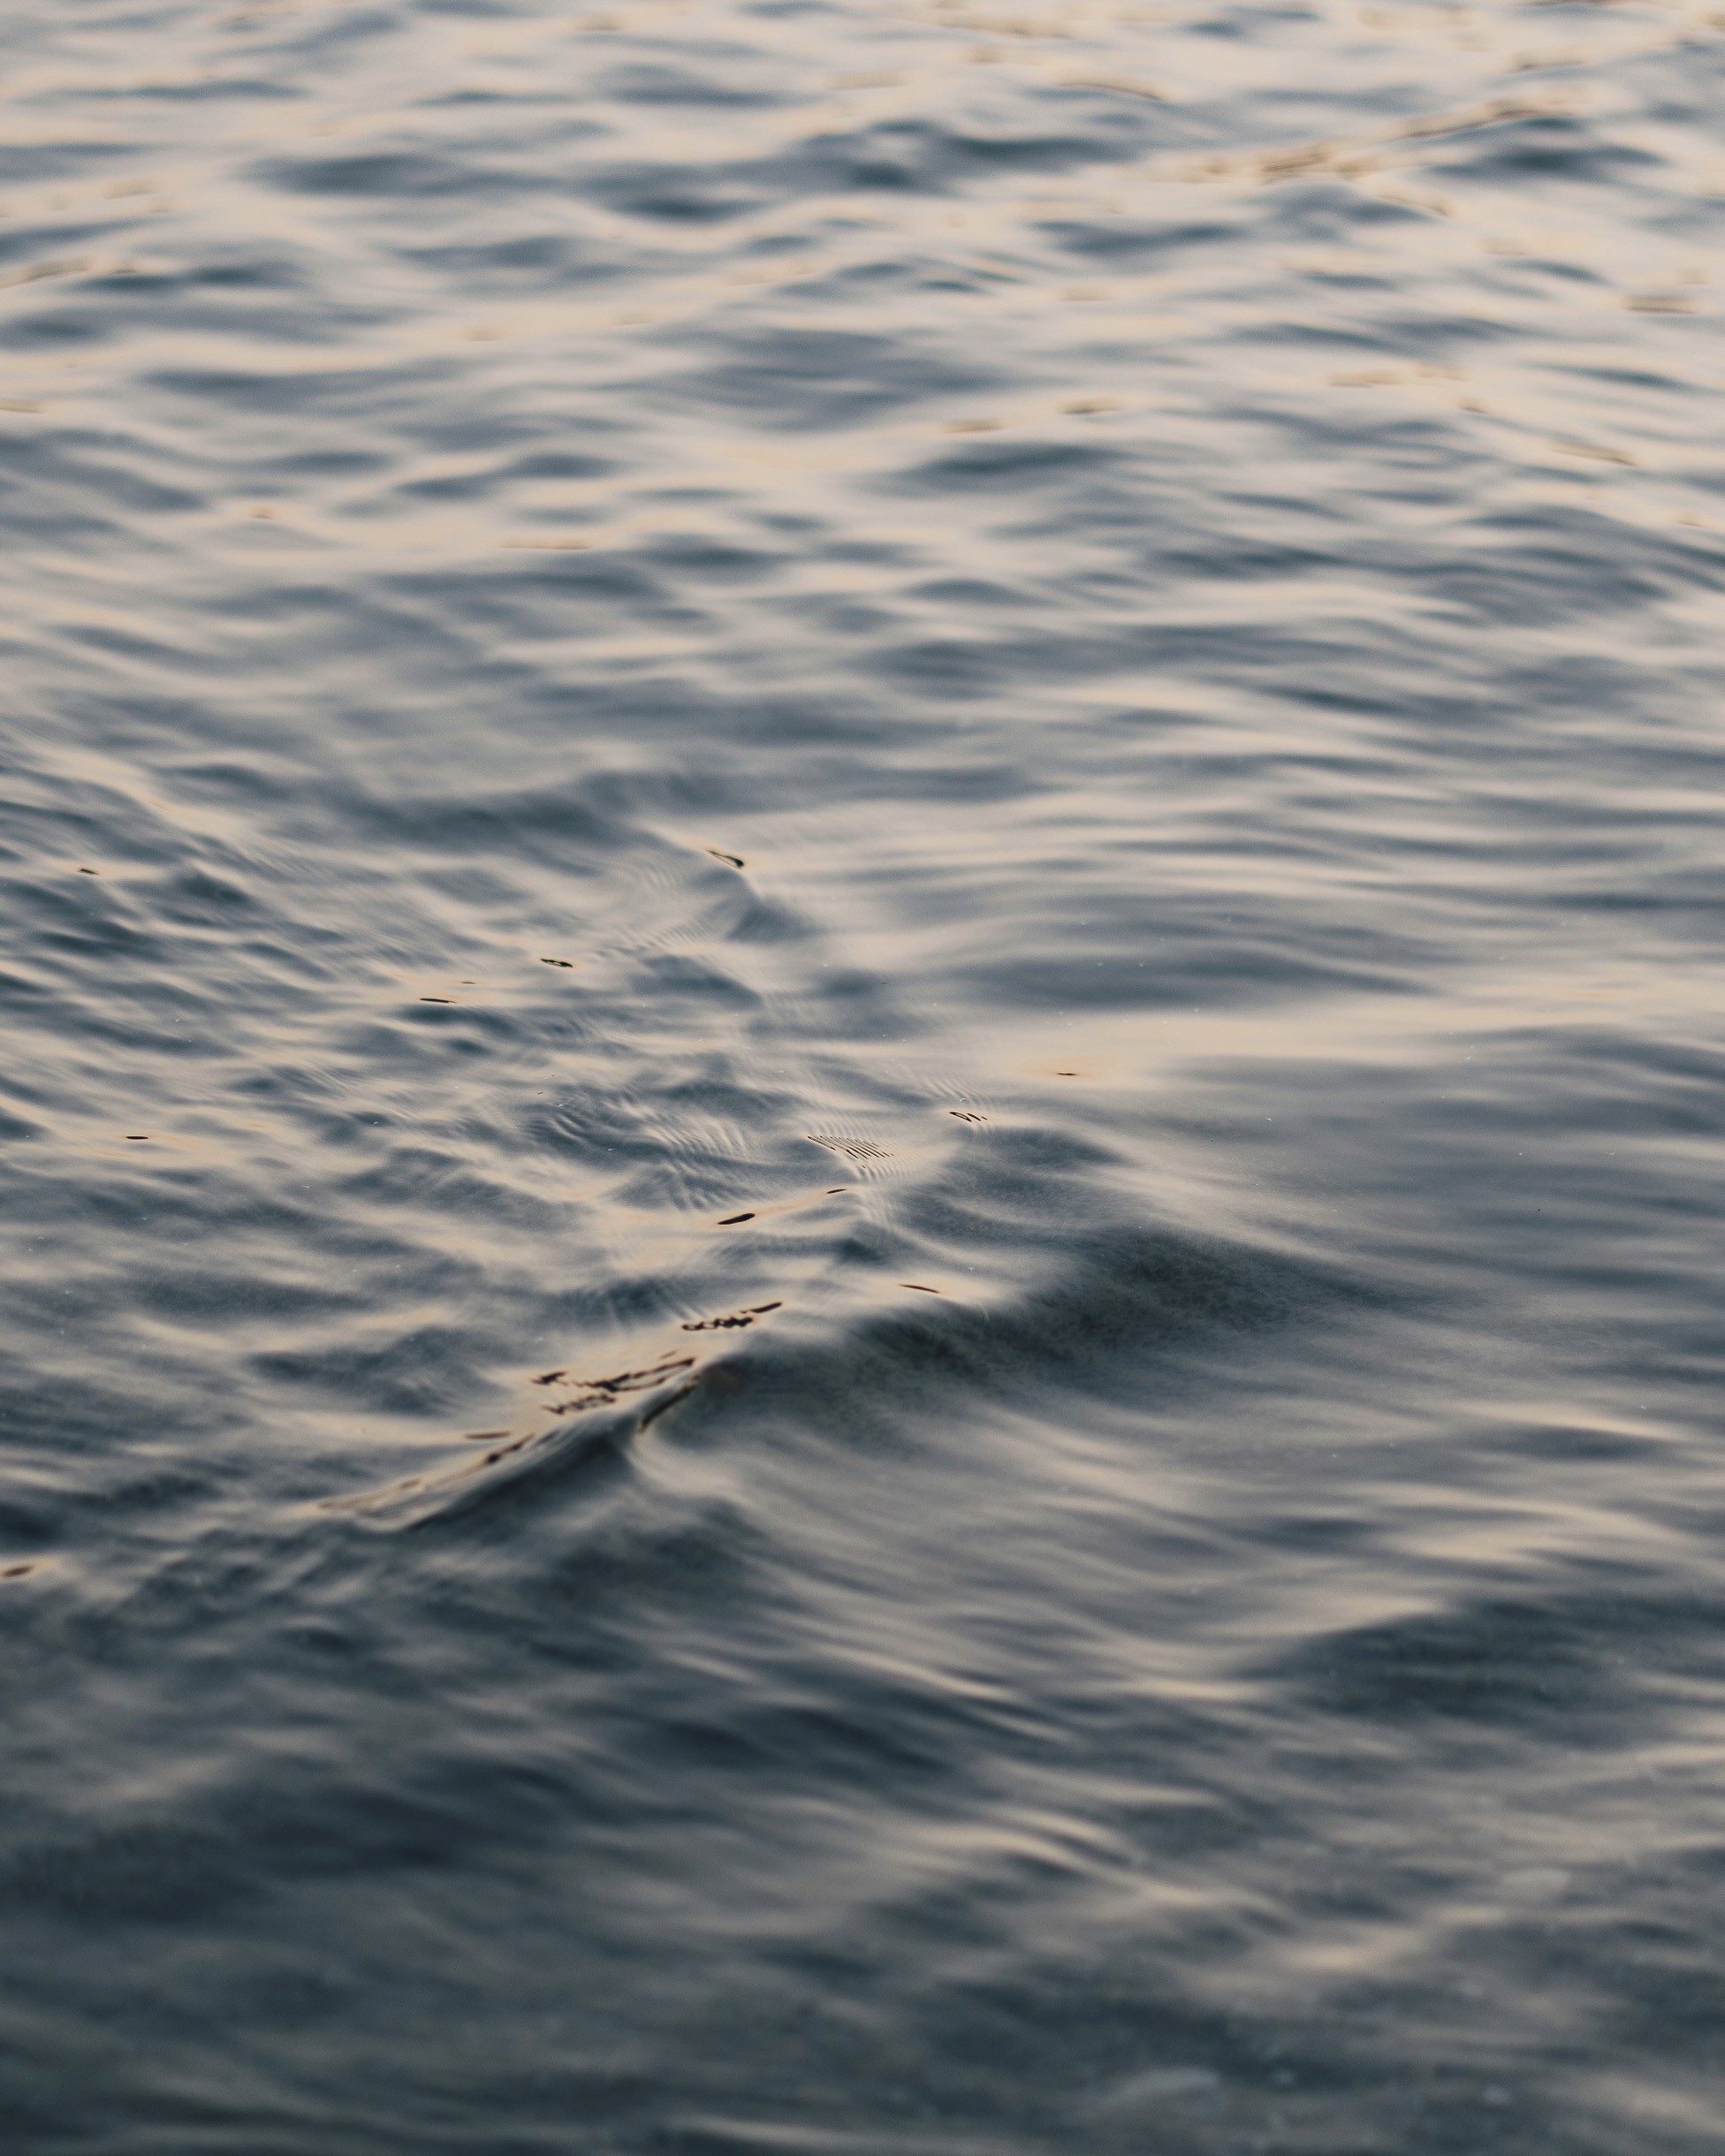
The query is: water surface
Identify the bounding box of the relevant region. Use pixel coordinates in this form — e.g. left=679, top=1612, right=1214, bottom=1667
left=3, top=0, right=1724, bottom=2148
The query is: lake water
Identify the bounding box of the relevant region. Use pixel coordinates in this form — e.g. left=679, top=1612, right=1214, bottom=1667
left=4, top=0, right=1724, bottom=2148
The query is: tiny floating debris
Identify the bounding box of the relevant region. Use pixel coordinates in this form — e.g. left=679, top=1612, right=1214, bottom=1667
left=948, top=1109, right=988, bottom=1124
left=2, top=1562, right=34, bottom=1578
left=901, top=1282, right=941, bottom=1294
left=460, top=1430, right=513, bottom=1444
left=76, top=866, right=99, bottom=876
left=718, top=1211, right=755, bottom=1226
left=706, top=848, right=745, bottom=869
left=599, top=1357, right=695, bottom=1393
left=682, top=1302, right=782, bottom=1332
left=419, top=996, right=454, bottom=1005
left=547, top=1355, right=696, bottom=1414
left=539, top=957, right=575, bottom=968
left=125, top=1134, right=149, bottom=1141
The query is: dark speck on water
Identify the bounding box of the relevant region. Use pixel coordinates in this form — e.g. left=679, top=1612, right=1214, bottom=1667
left=4, top=0, right=1723, bottom=2146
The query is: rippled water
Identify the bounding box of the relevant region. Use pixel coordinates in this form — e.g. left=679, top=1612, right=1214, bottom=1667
left=4, top=0, right=1725, bottom=2145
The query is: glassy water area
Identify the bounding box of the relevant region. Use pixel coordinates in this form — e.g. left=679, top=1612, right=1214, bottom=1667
left=4, top=0, right=1724, bottom=2148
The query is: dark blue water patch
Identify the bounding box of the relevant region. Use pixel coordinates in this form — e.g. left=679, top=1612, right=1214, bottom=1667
left=1034, top=208, right=1252, bottom=264
left=573, top=160, right=771, bottom=224
left=1451, top=504, right=1725, bottom=618
left=134, top=1263, right=356, bottom=1331
left=80, top=256, right=375, bottom=333
left=758, top=110, right=1161, bottom=198
left=333, top=781, right=626, bottom=861
left=0, top=296, right=126, bottom=351
left=0, top=1099, right=42, bottom=1143
left=0, top=1823, right=256, bottom=1924
left=1458, top=124, right=1672, bottom=194
left=637, top=531, right=784, bottom=585
left=892, top=435, right=1115, bottom=497
left=666, top=1220, right=1387, bottom=1442
left=656, top=323, right=1005, bottom=429
left=140, top=361, right=452, bottom=421
left=1258, top=177, right=1445, bottom=245
left=1478, top=253, right=1616, bottom=307
left=955, top=922, right=1429, bottom=1018
left=253, top=146, right=600, bottom=201
left=252, top=1323, right=505, bottom=1419
left=0, top=141, right=136, bottom=187
left=597, top=61, right=790, bottom=109
left=87, top=72, right=300, bottom=104
left=148, top=866, right=260, bottom=923
left=1270, top=1585, right=1721, bottom=1740
left=7, top=883, right=170, bottom=968
left=0, top=432, right=179, bottom=537
left=399, top=233, right=629, bottom=286
left=858, top=633, right=1018, bottom=700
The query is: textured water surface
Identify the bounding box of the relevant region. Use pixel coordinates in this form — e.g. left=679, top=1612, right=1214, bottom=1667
left=4, top=0, right=1725, bottom=2148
